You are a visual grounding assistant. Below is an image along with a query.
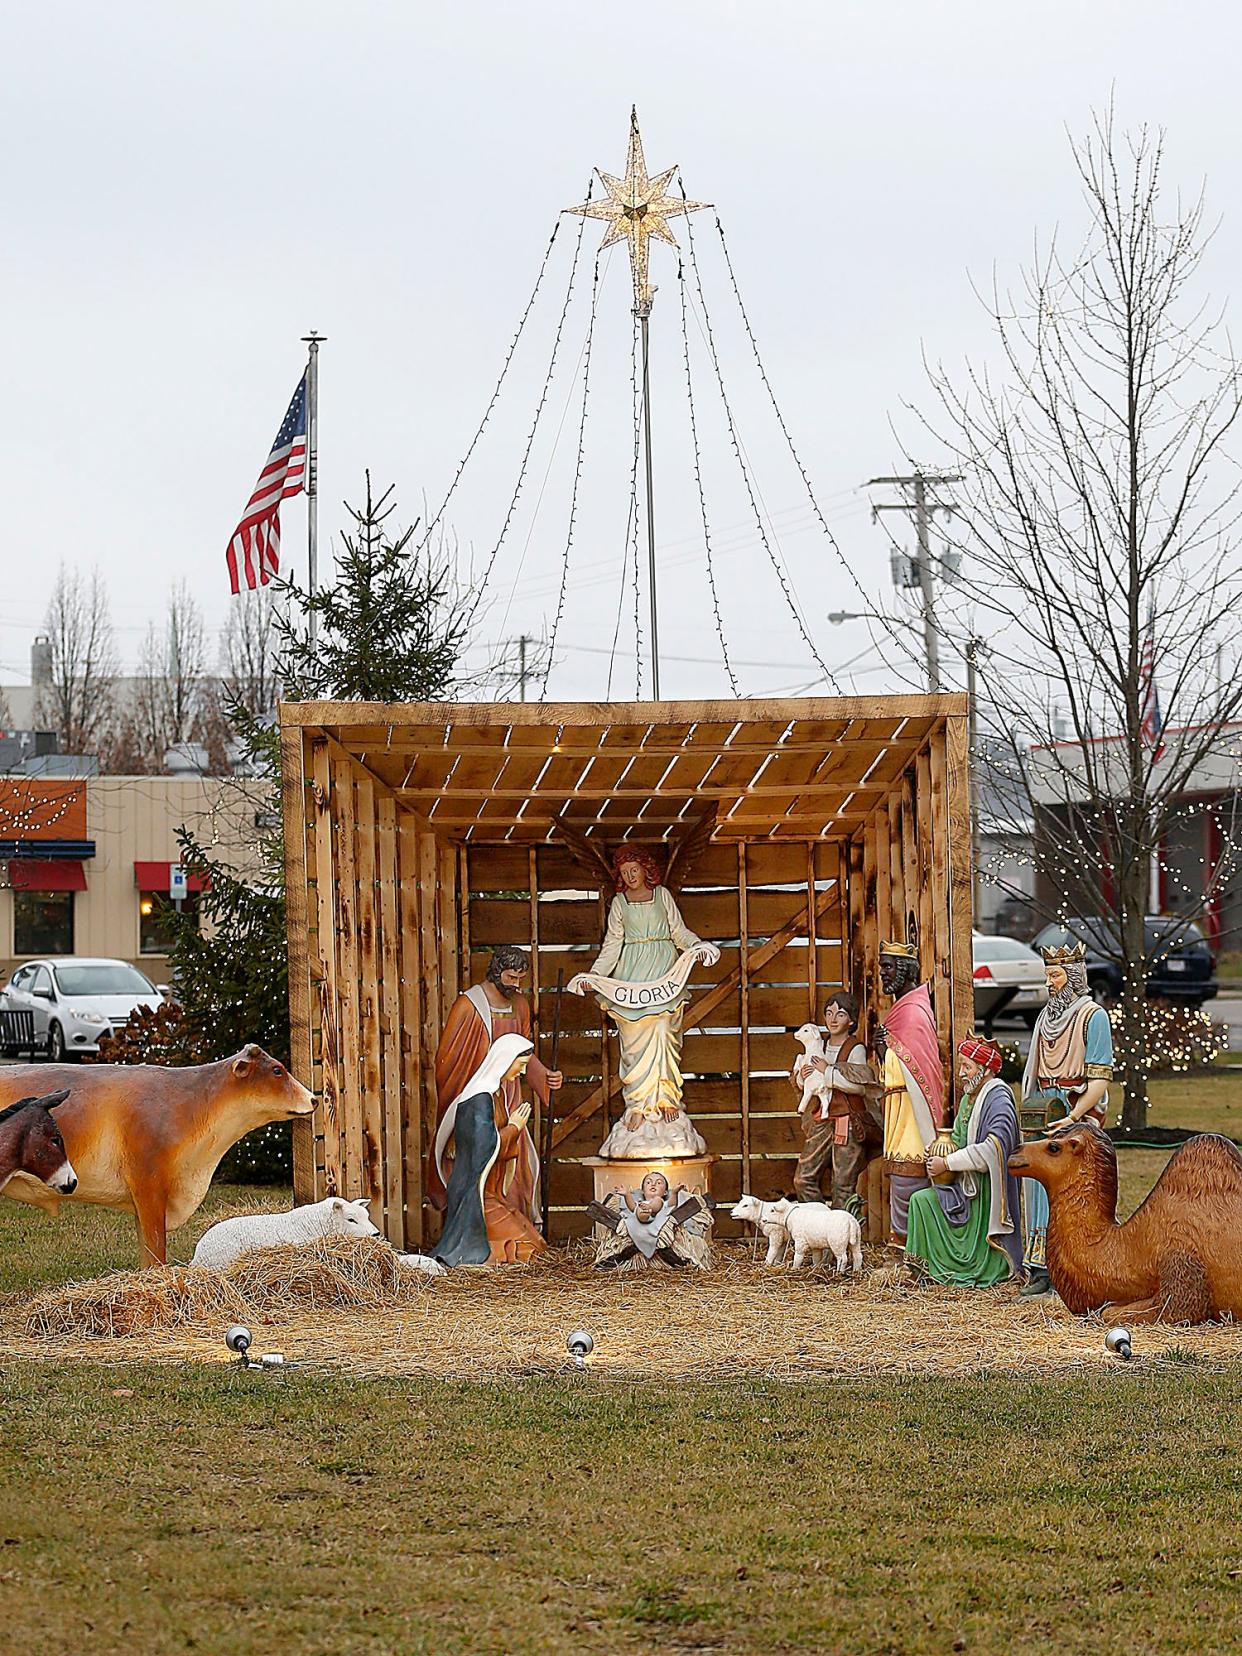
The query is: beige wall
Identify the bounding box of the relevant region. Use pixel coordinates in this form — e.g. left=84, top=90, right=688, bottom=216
left=1, top=775, right=268, bottom=983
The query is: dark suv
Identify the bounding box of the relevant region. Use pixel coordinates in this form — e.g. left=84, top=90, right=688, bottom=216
left=1031, top=917, right=1218, bottom=1008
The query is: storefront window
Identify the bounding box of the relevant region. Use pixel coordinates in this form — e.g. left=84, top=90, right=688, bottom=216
left=14, top=891, right=74, bottom=957
left=139, top=894, right=199, bottom=955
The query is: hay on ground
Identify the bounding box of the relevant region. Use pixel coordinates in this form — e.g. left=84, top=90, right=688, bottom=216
left=23, top=1236, right=430, bottom=1338
left=11, top=1240, right=1242, bottom=1379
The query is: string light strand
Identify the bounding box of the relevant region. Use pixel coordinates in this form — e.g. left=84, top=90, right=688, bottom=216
left=465, top=182, right=594, bottom=624
left=677, top=259, right=738, bottom=696
left=418, top=216, right=564, bottom=555
left=711, top=210, right=930, bottom=685
left=679, top=177, right=841, bottom=692
left=542, top=254, right=603, bottom=700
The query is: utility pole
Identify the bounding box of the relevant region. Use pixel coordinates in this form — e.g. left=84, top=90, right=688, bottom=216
left=965, top=635, right=984, bottom=920
left=483, top=633, right=550, bottom=702
left=867, top=471, right=962, bottom=691
left=518, top=634, right=531, bottom=701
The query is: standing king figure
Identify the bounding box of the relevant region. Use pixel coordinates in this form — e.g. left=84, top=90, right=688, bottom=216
left=1020, top=940, right=1113, bottom=1297
left=875, top=940, right=946, bottom=1242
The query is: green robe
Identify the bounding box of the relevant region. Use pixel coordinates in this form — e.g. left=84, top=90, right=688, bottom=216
left=904, top=1093, right=1011, bottom=1287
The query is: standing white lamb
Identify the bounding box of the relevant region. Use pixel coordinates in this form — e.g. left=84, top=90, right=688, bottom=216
left=791, top=1023, right=832, bottom=1117
left=731, top=1194, right=863, bottom=1273
left=191, top=1196, right=380, bottom=1269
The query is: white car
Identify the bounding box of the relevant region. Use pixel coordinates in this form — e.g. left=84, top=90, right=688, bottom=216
left=972, top=933, right=1049, bottom=1031
left=0, top=957, right=165, bottom=1061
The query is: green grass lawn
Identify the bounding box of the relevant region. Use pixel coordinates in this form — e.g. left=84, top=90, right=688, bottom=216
left=0, top=1073, right=1240, bottom=1654
left=1, top=1359, right=1241, bottom=1655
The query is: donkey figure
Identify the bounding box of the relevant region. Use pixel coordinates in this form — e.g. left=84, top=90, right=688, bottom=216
left=0, top=1090, right=77, bottom=1196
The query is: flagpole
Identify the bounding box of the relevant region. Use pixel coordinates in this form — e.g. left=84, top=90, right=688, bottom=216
left=302, top=331, right=325, bottom=649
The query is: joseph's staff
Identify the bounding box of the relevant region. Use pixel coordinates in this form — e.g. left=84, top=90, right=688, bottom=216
left=541, top=968, right=565, bottom=1239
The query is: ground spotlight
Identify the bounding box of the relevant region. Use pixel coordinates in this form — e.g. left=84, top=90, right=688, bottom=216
left=567, top=1330, right=595, bottom=1368
left=225, top=1324, right=252, bottom=1360
left=1105, top=1326, right=1133, bottom=1361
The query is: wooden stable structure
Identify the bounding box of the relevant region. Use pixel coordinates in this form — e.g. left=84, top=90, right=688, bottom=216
left=279, top=696, right=974, bottom=1249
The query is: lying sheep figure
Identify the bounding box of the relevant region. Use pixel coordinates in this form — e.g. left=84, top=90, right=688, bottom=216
left=191, top=1195, right=445, bottom=1278
left=731, top=1194, right=863, bottom=1273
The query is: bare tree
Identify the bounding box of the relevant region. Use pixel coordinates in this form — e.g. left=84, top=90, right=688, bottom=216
left=34, top=566, right=119, bottom=753
left=115, top=583, right=209, bottom=772
left=917, top=107, right=1242, bottom=1129
left=219, top=588, right=280, bottom=720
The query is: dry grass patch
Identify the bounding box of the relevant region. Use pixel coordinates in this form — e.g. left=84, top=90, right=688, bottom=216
left=22, top=1235, right=433, bottom=1339
left=10, top=1239, right=1242, bottom=1379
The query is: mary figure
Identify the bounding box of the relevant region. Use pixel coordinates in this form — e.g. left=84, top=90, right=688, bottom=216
left=434, top=1033, right=548, bottom=1266
left=569, top=847, right=720, bottom=1159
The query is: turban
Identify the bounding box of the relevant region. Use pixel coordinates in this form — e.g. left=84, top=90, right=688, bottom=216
left=957, top=1034, right=1003, bottom=1075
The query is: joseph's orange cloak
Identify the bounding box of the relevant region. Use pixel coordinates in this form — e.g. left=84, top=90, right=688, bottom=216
left=429, top=988, right=549, bottom=1214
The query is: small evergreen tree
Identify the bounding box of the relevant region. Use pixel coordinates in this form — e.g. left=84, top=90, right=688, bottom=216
left=277, top=473, right=468, bottom=701
left=134, top=479, right=470, bottom=1179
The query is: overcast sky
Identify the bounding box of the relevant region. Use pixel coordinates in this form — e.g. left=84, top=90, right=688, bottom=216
left=4, top=0, right=1241, bottom=703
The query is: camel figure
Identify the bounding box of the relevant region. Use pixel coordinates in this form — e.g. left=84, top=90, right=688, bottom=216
left=1010, top=1123, right=1242, bottom=1324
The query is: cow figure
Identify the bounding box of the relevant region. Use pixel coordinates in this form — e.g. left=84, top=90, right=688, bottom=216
left=0, top=1090, right=78, bottom=1197
left=0, top=1045, right=316, bottom=1267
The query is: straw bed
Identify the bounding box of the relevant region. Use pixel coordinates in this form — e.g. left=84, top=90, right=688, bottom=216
left=8, top=1240, right=1241, bottom=1379
left=21, top=1236, right=432, bottom=1339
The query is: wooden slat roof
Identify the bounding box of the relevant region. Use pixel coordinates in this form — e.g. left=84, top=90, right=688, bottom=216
left=280, top=696, right=966, bottom=844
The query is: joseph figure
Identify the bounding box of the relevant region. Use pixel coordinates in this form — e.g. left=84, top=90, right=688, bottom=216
left=429, top=945, right=562, bottom=1224
left=875, top=939, right=946, bottom=1242
left=905, top=1034, right=1025, bottom=1285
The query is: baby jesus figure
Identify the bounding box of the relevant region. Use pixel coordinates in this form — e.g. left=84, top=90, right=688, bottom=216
left=588, top=1171, right=713, bottom=1271
left=633, top=1170, right=671, bottom=1224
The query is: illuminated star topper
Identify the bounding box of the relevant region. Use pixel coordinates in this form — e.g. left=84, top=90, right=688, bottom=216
left=565, top=106, right=709, bottom=315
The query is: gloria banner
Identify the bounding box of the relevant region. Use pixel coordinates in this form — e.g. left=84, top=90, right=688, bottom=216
left=568, top=945, right=704, bottom=1017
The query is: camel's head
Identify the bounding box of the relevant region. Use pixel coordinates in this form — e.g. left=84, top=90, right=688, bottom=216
left=1009, top=1121, right=1116, bottom=1198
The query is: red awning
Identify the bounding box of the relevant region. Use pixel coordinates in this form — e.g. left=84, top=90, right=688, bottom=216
left=9, top=859, right=87, bottom=892
left=133, top=861, right=206, bottom=894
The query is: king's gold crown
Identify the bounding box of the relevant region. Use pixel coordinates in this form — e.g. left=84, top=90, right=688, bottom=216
left=1040, top=941, right=1087, bottom=965
left=880, top=939, right=919, bottom=960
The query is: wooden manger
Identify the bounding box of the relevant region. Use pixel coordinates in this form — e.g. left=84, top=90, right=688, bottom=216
left=279, top=696, right=974, bottom=1250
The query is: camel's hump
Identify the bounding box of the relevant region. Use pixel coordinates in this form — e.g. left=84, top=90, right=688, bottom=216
left=1153, top=1133, right=1242, bottom=1202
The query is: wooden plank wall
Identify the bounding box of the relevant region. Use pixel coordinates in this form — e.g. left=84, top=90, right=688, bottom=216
left=293, top=734, right=460, bottom=1250
left=284, top=719, right=971, bottom=1252
left=464, top=840, right=845, bottom=1240
left=849, top=722, right=974, bottom=1125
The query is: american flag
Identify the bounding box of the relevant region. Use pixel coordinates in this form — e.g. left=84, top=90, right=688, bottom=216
left=225, top=374, right=307, bottom=594
left=1139, top=604, right=1165, bottom=759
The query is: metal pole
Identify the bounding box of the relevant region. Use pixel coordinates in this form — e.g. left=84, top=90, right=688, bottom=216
left=639, top=305, right=659, bottom=700
left=302, top=331, right=324, bottom=651
left=966, top=638, right=981, bottom=921
left=913, top=475, right=940, bottom=693
left=519, top=634, right=528, bottom=702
